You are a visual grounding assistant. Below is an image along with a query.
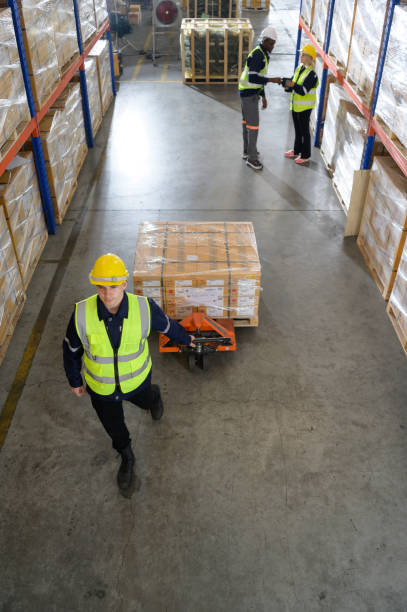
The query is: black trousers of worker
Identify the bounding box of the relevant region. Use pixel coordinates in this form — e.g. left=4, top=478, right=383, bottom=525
left=90, top=384, right=159, bottom=452
left=292, top=109, right=312, bottom=159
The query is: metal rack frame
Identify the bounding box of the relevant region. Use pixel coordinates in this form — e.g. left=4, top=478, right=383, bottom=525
left=2, top=0, right=117, bottom=234
left=295, top=0, right=407, bottom=178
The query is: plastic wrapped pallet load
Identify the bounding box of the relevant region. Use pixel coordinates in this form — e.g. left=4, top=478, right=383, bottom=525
left=77, top=0, right=97, bottom=44
left=181, top=18, right=253, bottom=84
left=0, top=152, right=47, bottom=289
left=89, top=40, right=114, bottom=115
left=387, top=242, right=407, bottom=356
left=185, top=0, right=239, bottom=18
left=82, top=58, right=103, bottom=136
left=133, top=222, right=261, bottom=325
left=300, top=0, right=314, bottom=28
left=320, top=82, right=352, bottom=171
left=0, top=206, right=25, bottom=364
left=310, top=54, right=334, bottom=140
left=312, top=0, right=329, bottom=45
left=0, top=0, right=61, bottom=110
left=357, top=157, right=407, bottom=300
left=329, top=0, right=357, bottom=70
left=93, top=0, right=109, bottom=28
left=0, top=9, right=30, bottom=158
left=241, top=0, right=268, bottom=10
left=51, top=0, right=78, bottom=72
left=375, top=5, right=407, bottom=153
left=346, top=0, right=387, bottom=105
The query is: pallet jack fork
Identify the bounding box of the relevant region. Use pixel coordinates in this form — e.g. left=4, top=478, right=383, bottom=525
left=159, top=312, right=236, bottom=370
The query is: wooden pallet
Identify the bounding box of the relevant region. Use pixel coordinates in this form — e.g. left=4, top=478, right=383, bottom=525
left=0, top=119, right=31, bottom=166
left=387, top=301, right=407, bottom=358
left=320, top=147, right=333, bottom=176
left=374, top=116, right=407, bottom=168
left=357, top=236, right=395, bottom=301
left=75, top=145, right=88, bottom=177
left=54, top=179, right=78, bottom=225
left=92, top=114, right=103, bottom=137
left=61, top=51, right=80, bottom=77
left=20, top=231, right=48, bottom=291
left=0, top=295, right=26, bottom=367
left=184, top=75, right=239, bottom=84
left=233, top=317, right=258, bottom=327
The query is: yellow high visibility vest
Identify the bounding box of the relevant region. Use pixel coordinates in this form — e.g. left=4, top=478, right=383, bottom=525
left=238, top=46, right=268, bottom=91
left=75, top=293, right=152, bottom=395
left=290, top=64, right=318, bottom=112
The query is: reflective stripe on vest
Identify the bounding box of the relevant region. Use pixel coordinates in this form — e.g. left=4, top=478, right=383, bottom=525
left=75, top=293, right=152, bottom=395
left=290, top=64, right=318, bottom=112
left=238, top=46, right=268, bottom=91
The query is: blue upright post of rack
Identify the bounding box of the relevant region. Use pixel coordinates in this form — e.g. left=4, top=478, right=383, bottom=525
left=294, top=1, right=303, bottom=70
left=313, top=0, right=336, bottom=148
left=106, top=28, right=117, bottom=97
left=7, top=0, right=56, bottom=234
left=361, top=0, right=400, bottom=170
left=73, top=0, right=94, bottom=148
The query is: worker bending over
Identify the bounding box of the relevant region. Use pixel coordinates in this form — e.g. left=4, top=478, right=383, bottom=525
left=282, top=44, right=319, bottom=164
left=63, top=253, right=194, bottom=495
left=238, top=26, right=282, bottom=171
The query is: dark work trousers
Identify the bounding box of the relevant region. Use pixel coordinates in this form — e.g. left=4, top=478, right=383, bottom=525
left=90, top=384, right=159, bottom=452
left=292, top=109, right=312, bottom=159
left=240, top=95, right=260, bottom=162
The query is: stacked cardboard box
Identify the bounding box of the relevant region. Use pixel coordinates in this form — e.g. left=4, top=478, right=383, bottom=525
left=93, top=0, right=109, bottom=29
left=78, top=0, right=97, bottom=44
left=0, top=206, right=25, bottom=363
left=129, top=4, right=141, bottom=24
left=133, top=222, right=261, bottom=324
left=51, top=0, right=78, bottom=72
left=83, top=57, right=103, bottom=136
left=375, top=5, right=407, bottom=152
left=0, top=0, right=61, bottom=110
left=357, top=157, right=407, bottom=300
left=329, top=0, right=356, bottom=69
left=89, top=40, right=113, bottom=115
left=320, top=82, right=352, bottom=170
left=0, top=152, right=47, bottom=288
left=312, top=0, right=329, bottom=45
left=300, top=0, right=314, bottom=28
left=387, top=242, right=407, bottom=355
left=0, top=9, right=30, bottom=155
left=37, top=83, right=87, bottom=223
left=346, top=0, right=387, bottom=105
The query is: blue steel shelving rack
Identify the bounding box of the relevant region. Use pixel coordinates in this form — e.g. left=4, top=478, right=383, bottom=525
left=294, top=0, right=407, bottom=179
left=2, top=0, right=117, bottom=234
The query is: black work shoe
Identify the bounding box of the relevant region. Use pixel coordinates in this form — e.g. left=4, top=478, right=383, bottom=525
left=150, top=384, right=164, bottom=421
left=242, top=152, right=248, bottom=160
left=246, top=159, right=263, bottom=171
left=117, top=443, right=135, bottom=491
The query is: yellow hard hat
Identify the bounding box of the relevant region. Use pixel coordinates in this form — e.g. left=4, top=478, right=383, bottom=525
left=89, top=253, right=129, bottom=286
left=301, top=44, right=316, bottom=61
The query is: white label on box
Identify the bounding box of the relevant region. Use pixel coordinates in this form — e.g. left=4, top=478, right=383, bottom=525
left=238, top=279, right=257, bottom=297
left=237, top=297, right=255, bottom=316
left=175, top=287, right=224, bottom=307
left=236, top=306, right=255, bottom=317
left=143, top=281, right=160, bottom=287
left=142, top=287, right=161, bottom=299
left=206, top=280, right=224, bottom=286
left=187, top=255, right=198, bottom=261
left=175, top=280, right=193, bottom=286
left=207, top=304, right=224, bottom=317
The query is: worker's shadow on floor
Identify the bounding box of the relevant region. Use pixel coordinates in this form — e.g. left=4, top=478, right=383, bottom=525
left=189, top=84, right=242, bottom=113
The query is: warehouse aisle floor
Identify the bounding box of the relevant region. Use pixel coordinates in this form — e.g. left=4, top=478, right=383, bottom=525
left=2, top=2, right=407, bottom=611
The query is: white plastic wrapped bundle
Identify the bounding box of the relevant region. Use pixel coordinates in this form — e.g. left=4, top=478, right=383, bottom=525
left=347, top=0, right=387, bottom=103
left=358, top=156, right=407, bottom=299
left=78, top=0, right=97, bottom=44
left=0, top=9, right=30, bottom=152
left=93, top=0, right=108, bottom=28
left=388, top=243, right=407, bottom=351
left=83, top=57, right=102, bottom=136
left=51, top=0, right=78, bottom=71
left=89, top=40, right=113, bottom=115
left=312, top=0, right=329, bottom=45
left=320, top=82, right=351, bottom=169
left=375, top=5, right=407, bottom=151
left=300, top=0, right=314, bottom=27
left=329, top=0, right=355, bottom=68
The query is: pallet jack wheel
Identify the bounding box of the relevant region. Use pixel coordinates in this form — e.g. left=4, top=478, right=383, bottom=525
left=188, top=353, right=196, bottom=370
left=199, top=354, right=208, bottom=371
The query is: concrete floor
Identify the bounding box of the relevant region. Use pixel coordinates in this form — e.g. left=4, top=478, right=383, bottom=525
left=1, top=2, right=407, bottom=611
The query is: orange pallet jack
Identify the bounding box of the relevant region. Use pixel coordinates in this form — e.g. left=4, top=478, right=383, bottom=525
left=159, top=312, right=236, bottom=370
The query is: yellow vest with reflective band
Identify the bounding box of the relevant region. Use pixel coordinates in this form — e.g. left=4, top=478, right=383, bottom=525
left=75, top=293, right=152, bottom=396
left=290, top=64, right=318, bottom=112
left=238, top=45, right=268, bottom=91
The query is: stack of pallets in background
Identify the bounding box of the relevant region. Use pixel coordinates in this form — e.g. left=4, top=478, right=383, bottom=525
left=93, top=0, right=109, bottom=29
left=0, top=152, right=47, bottom=289
left=51, top=0, right=78, bottom=73
left=180, top=18, right=253, bottom=84
left=133, top=222, right=261, bottom=326
left=0, top=206, right=25, bottom=365
left=77, top=0, right=97, bottom=45
left=0, top=8, right=30, bottom=164
left=185, top=0, right=240, bottom=18
left=357, top=157, right=407, bottom=300
left=241, top=0, right=269, bottom=11
left=89, top=40, right=114, bottom=115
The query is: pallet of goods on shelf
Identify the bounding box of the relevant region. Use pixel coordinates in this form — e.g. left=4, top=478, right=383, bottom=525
left=300, top=0, right=314, bottom=30
left=387, top=241, right=407, bottom=358
left=93, top=0, right=109, bottom=29
left=310, top=54, right=336, bottom=140
left=89, top=40, right=114, bottom=115
left=75, top=57, right=103, bottom=137
left=0, top=0, right=61, bottom=110
left=311, top=0, right=329, bottom=46
left=328, top=0, right=357, bottom=73
left=0, top=8, right=30, bottom=163
left=346, top=0, right=387, bottom=106
left=184, top=0, right=239, bottom=18
left=357, top=156, right=407, bottom=300
left=375, top=4, right=407, bottom=165
left=241, top=0, right=268, bottom=11
left=0, top=206, right=26, bottom=366
left=133, top=222, right=261, bottom=326
left=180, top=18, right=253, bottom=84
left=51, top=0, right=78, bottom=73
left=0, top=152, right=47, bottom=290
left=77, top=0, right=97, bottom=45
left=320, top=82, right=352, bottom=173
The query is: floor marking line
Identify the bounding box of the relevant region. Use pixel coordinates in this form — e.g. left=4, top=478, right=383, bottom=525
left=131, top=29, right=152, bottom=81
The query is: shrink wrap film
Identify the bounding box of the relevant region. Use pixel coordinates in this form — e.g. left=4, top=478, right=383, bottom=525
left=133, top=222, right=261, bottom=323
left=300, top=0, right=314, bottom=27
left=83, top=58, right=102, bottom=136
left=0, top=152, right=47, bottom=288
left=93, top=0, right=109, bottom=28
left=388, top=244, right=407, bottom=347
left=51, top=0, right=78, bottom=72
left=310, top=55, right=334, bottom=136
left=358, top=157, right=407, bottom=299
left=0, top=0, right=61, bottom=109
left=329, top=0, right=355, bottom=68
left=375, top=5, right=407, bottom=152
left=89, top=40, right=113, bottom=115
left=181, top=18, right=252, bottom=82
left=312, top=0, right=329, bottom=45
left=0, top=206, right=25, bottom=352
left=320, top=82, right=352, bottom=169
left=0, top=9, right=30, bottom=153
left=346, top=0, right=387, bottom=104
left=78, top=0, right=97, bottom=44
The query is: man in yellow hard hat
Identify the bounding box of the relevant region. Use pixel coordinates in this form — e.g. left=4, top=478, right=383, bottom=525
left=63, top=253, right=194, bottom=495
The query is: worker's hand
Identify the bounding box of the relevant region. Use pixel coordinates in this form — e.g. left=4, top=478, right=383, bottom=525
left=189, top=335, right=196, bottom=348
left=284, top=79, right=295, bottom=88
left=261, top=96, right=267, bottom=109
left=71, top=385, right=86, bottom=397
left=268, top=77, right=282, bottom=84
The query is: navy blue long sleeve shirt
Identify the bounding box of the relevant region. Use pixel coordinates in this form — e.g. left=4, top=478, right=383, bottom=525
left=239, top=44, right=270, bottom=98
left=284, top=65, right=318, bottom=97
left=63, top=293, right=192, bottom=401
